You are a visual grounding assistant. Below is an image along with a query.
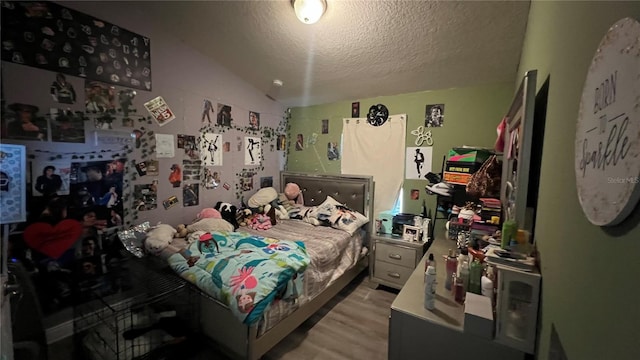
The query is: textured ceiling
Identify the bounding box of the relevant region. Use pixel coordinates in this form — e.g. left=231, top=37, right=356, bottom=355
left=135, top=0, right=530, bottom=107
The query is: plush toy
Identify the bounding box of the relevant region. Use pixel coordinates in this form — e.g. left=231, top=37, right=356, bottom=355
left=237, top=208, right=253, bottom=227
left=145, top=223, right=176, bottom=255
left=250, top=213, right=273, bottom=230
left=197, top=208, right=222, bottom=220
left=284, top=182, right=304, bottom=205
left=175, top=224, right=188, bottom=238
left=248, top=187, right=278, bottom=209
left=214, top=201, right=239, bottom=230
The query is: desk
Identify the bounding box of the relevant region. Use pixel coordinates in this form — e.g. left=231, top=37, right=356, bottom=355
left=389, top=249, right=525, bottom=360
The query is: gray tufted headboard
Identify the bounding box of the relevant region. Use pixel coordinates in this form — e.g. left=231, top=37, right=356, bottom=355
left=280, top=171, right=375, bottom=236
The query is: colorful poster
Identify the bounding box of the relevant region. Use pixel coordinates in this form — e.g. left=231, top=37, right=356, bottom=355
left=145, top=96, right=176, bottom=127
left=244, top=136, right=261, bottom=166
left=31, top=160, right=71, bottom=197
left=201, top=133, right=222, bottom=166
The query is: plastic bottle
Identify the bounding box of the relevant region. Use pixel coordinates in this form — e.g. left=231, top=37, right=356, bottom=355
left=424, top=253, right=435, bottom=282
left=481, top=271, right=494, bottom=304
left=501, top=220, right=518, bottom=249
left=469, top=258, right=483, bottom=294
left=459, top=257, right=470, bottom=296
left=445, top=249, right=458, bottom=291
left=456, top=248, right=469, bottom=278
left=424, top=262, right=437, bottom=310
left=453, top=274, right=465, bottom=304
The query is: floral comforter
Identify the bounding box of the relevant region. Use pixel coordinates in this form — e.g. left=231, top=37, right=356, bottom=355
left=167, top=231, right=309, bottom=325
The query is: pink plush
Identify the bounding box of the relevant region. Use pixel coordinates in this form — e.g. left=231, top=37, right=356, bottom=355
left=250, top=214, right=273, bottom=230
left=197, top=208, right=222, bottom=220
left=284, top=183, right=304, bottom=205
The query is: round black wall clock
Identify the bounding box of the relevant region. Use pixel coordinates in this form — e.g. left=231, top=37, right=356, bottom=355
left=367, top=104, right=389, bottom=126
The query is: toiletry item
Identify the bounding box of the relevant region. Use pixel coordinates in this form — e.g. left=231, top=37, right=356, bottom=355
left=469, top=258, right=483, bottom=294
left=501, top=220, right=518, bottom=249
left=453, top=274, right=465, bottom=304
left=424, top=253, right=435, bottom=282
left=459, top=257, right=470, bottom=295
left=481, top=273, right=494, bottom=303
left=445, top=249, right=458, bottom=291
left=456, top=247, right=469, bottom=278
left=424, top=262, right=437, bottom=310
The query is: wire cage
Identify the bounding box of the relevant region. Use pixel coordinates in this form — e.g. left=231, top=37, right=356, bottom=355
left=74, top=253, right=200, bottom=360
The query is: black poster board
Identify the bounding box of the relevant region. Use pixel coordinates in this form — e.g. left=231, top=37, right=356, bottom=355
left=1, top=1, right=152, bottom=91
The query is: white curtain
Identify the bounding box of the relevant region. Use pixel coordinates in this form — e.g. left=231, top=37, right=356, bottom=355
left=342, top=115, right=406, bottom=216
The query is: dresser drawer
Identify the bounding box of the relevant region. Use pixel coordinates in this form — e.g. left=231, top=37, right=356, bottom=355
left=375, top=242, right=417, bottom=268
left=373, top=261, right=413, bottom=286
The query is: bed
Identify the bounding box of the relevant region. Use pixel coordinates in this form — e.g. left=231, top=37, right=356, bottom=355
left=171, top=171, right=374, bottom=359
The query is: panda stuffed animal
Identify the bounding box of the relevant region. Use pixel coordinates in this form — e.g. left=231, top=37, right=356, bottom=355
left=214, top=201, right=239, bottom=230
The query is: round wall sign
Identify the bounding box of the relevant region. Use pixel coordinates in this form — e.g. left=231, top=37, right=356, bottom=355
left=575, top=17, right=640, bottom=226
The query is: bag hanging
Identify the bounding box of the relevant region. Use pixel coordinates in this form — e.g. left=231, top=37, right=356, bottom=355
left=466, top=155, right=502, bottom=198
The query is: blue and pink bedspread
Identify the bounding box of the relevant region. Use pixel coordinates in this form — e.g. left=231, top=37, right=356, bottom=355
left=167, top=231, right=309, bottom=325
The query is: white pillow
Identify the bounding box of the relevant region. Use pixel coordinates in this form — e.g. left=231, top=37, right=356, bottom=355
left=317, top=196, right=369, bottom=235
left=187, top=218, right=234, bottom=233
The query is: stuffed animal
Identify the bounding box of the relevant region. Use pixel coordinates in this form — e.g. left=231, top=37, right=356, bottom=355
left=175, top=224, right=188, bottom=238
left=197, top=208, right=222, bottom=220
left=214, top=201, right=239, bottom=230
left=145, top=223, right=176, bottom=255
left=237, top=208, right=253, bottom=227
left=284, top=182, right=304, bottom=205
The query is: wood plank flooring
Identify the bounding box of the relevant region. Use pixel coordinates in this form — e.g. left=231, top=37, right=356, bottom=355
left=263, top=274, right=398, bottom=360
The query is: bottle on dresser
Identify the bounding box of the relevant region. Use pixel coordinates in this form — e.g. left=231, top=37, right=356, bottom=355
left=468, top=257, right=484, bottom=295
left=444, top=249, right=458, bottom=291
left=424, top=255, right=437, bottom=310
left=424, top=253, right=435, bottom=282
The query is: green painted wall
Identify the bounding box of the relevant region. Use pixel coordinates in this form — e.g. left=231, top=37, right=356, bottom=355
left=288, top=82, right=514, bottom=217
left=519, top=2, right=640, bottom=360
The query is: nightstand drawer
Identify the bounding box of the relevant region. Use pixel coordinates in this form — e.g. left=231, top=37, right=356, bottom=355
left=373, top=261, right=413, bottom=286
left=375, top=243, right=417, bottom=268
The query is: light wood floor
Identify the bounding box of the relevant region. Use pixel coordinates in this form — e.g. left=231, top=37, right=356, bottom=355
left=263, top=274, right=399, bottom=360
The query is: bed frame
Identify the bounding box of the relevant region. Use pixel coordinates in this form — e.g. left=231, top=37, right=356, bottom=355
left=199, top=171, right=374, bottom=359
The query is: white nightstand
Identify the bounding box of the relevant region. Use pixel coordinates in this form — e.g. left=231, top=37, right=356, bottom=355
left=369, top=233, right=427, bottom=290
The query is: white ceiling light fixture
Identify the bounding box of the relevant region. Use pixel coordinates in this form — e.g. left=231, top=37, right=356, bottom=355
left=292, top=0, right=326, bottom=25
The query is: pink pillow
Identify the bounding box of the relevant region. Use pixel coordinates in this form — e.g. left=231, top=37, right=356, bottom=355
left=197, top=208, right=222, bottom=219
